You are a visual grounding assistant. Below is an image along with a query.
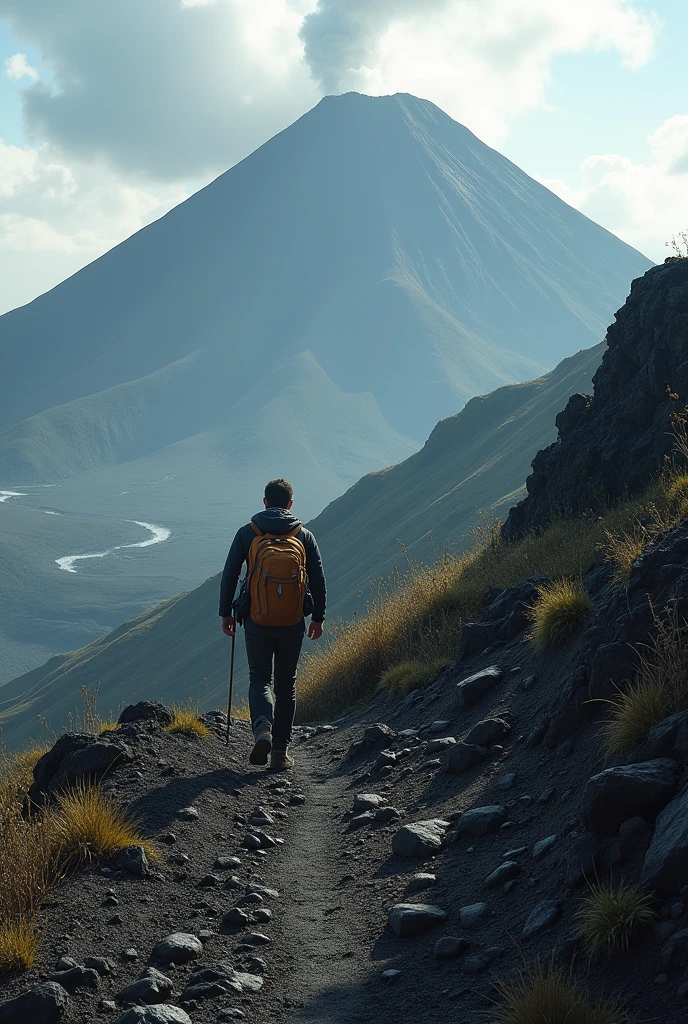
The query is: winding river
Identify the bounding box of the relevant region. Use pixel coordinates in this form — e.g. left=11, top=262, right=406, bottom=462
left=55, top=521, right=172, bottom=573
left=1, top=490, right=171, bottom=572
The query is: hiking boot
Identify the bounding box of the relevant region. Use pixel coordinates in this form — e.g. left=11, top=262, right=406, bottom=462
left=270, top=743, right=294, bottom=771
left=249, top=727, right=272, bottom=766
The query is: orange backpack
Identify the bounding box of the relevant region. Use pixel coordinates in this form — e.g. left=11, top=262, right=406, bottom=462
left=245, top=523, right=308, bottom=627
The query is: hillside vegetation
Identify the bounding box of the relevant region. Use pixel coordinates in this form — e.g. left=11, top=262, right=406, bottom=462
left=297, top=474, right=684, bottom=723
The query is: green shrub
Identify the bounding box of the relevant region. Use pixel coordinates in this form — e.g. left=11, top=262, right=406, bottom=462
left=529, top=579, right=594, bottom=650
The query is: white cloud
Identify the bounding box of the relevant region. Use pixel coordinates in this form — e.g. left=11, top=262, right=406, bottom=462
left=538, top=115, right=688, bottom=262
left=0, top=137, right=187, bottom=310
left=301, top=0, right=660, bottom=146
left=4, top=51, right=38, bottom=80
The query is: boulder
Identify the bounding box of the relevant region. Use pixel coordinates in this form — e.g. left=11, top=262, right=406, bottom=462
left=457, top=622, right=499, bottom=659
left=118, top=701, right=174, bottom=727
left=0, top=983, right=69, bottom=1024
left=182, top=964, right=262, bottom=997
left=392, top=820, right=449, bottom=858
left=444, top=742, right=488, bottom=774
left=465, top=718, right=511, bottom=747
left=388, top=903, right=448, bottom=937
left=483, top=578, right=549, bottom=623
left=425, top=737, right=456, bottom=755
left=29, top=735, right=132, bottom=800
left=660, top=929, right=688, bottom=970
left=631, top=711, right=688, bottom=764
left=455, top=805, right=508, bottom=837
left=151, top=933, right=203, bottom=965
left=455, top=667, right=503, bottom=710
left=405, top=873, right=436, bottom=895
left=640, top=788, right=688, bottom=894
left=581, top=759, right=680, bottom=834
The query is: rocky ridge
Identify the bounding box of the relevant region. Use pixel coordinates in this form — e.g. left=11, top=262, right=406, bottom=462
left=504, top=257, right=688, bottom=538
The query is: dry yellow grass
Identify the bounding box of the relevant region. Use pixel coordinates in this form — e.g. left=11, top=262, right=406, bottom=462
left=0, top=744, right=48, bottom=810
left=601, top=524, right=647, bottom=582
left=490, top=962, right=631, bottom=1024
left=50, top=784, right=158, bottom=867
left=166, top=702, right=211, bottom=738
left=380, top=658, right=448, bottom=696
left=98, top=720, right=120, bottom=734
left=0, top=919, right=39, bottom=974
left=529, top=579, right=595, bottom=650
left=603, top=603, right=688, bottom=753
left=232, top=700, right=251, bottom=723
left=296, top=487, right=672, bottom=724
left=576, top=881, right=656, bottom=957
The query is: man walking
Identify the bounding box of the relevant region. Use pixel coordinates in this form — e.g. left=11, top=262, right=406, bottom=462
left=219, top=479, right=326, bottom=770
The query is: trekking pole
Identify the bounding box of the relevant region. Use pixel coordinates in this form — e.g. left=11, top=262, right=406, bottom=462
left=225, top=630, right=236, bottom=746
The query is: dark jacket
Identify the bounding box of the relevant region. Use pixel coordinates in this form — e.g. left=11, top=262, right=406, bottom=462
left=219, top=508, right=327, bottom=631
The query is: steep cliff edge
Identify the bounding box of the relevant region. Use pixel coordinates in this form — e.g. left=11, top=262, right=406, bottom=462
left=504, top=258, right=688, bottom=539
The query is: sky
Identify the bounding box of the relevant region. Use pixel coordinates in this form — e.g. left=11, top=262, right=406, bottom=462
left=0, top=0, right=686, bottom=316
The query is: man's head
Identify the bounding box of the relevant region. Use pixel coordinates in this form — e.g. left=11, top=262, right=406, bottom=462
left=264, top=478, right=294, bottom=510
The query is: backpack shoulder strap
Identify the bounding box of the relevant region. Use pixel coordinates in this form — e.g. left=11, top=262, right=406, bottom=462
left=287, top=524, right=303, bottom=539
left=250, top=522, right=263, bottom=537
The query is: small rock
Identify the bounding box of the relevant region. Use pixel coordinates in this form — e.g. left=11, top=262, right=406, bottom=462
left=455, top=666, right=503, bottom=710
left=199, top=874, right=221, bottom=888
left=522, top=901, right=561, bottom=938
left=434, top=936, right=469, bottom=959
left=429, top=721, right=451, bottom=733
left=532, top=836, right=558, bottom=860
left=456, top=806, right=507, bottom=837
left=0, top=982, right=69, bottom=1024
left=223, top=908, right=250, bottom=928
left=581, top=759, right=680, bottom=835
left=426, top=737, right=456, bottom=755
left=381, top=969, right=402, bottom=981
left=485, top=861, right=520, bottom=888
left=503, top=847, right=527, bottom=858
left=152, top=933, right=203, bottom=965
left=55, top=956, right=80, bottom=971
left=364, top=724, right=397, bottom=747
left=349, top=811, right=376, bottom=831
left=405, top=873, right=436, bottom=895
left=48, top=967, right=100, bottom=992
left=374, top=750, right=398, bottom=772
left=388, top=903, right=448, bottom=937
left=353, top=793, right=384, bottom=812
left=122, top=949, right=140, bottom=961
left=458, top=903, right=489, bottom=929
left=176, top=807, right=199, bottom=821
left=444, top=742, right=488, bottom=774
left=497, top=773, right=516, bottom=790
left=113, top=1006, right=192, bottom=1024
left=84, top=957, right=114, bottom=975
left=242, top=933, right=271, bottom=946
left=538, top=787, right=556, bottom=804
left=463, top=956, right=488, bottom=974
left=119, top=845, right=150, bottom=877
left=618, top=817, right=650, bottom=838
left=392, top=819, right=449, bottom=857
left=465, top=718, right=511, bottom=747
left=115, top=969, right=174, bottom=1006
left=375, top=806, right=401, bottom=823
left=215, top=856, right=241, bottom=870
left=289, top=794, right=306, bottom=805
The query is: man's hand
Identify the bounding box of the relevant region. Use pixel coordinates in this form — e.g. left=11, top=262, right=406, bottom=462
left=308, top=620, right=323, bottom=641
left=221, top=616, right=236, bottom=637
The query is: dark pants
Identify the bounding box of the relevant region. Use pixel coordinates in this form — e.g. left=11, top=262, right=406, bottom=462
left=244, top=631, right=304, bottom=745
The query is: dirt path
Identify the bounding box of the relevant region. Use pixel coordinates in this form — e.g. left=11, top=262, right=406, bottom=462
left=270, top=744, right=375, bottom=1023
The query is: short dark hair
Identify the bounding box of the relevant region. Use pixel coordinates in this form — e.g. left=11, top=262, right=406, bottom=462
left=265, top=478, right=293, bottom=508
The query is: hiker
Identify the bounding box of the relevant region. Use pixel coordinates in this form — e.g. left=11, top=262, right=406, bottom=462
left=219, top=478, right=326, bottom=770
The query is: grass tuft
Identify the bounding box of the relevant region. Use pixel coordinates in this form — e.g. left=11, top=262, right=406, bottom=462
left=490, top=961, right=631, bottom=1024
left=529, top=579, right=594, bottom=650
left=232, top=700, right=251, bottom=723
left=576, top=880, right=656, bottom=957
left=166, top=702, right=211, bottom=738
left=49, top=784, right=158, bottom=867
left=380, top=658, right=448, bottom=696
left=0, top=918, right=39, bottom=975
left=603, top=602, right=688, bottom=753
